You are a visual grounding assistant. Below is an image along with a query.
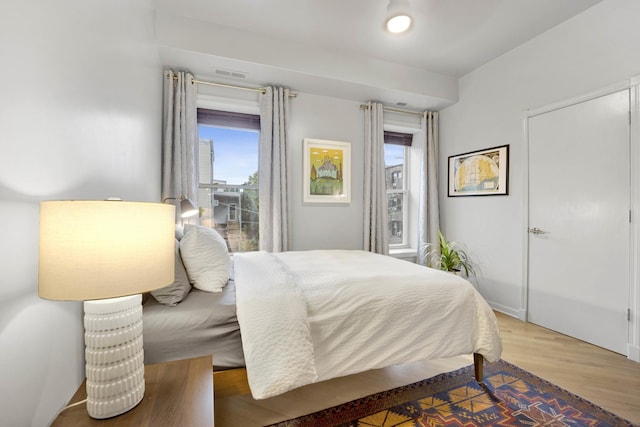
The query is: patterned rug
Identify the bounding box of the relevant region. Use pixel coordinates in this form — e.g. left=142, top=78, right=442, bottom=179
left=266, top=360, right=636, bottom=427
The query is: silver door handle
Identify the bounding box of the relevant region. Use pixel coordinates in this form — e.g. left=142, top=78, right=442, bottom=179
left=528, top=227, right=547, bottom=235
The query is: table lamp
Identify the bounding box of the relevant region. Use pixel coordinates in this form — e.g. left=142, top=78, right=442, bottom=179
left=38, top=200, right=175, bottom=419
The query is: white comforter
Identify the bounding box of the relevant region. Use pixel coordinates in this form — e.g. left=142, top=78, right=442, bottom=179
left=234, top=250, right=502, bottom=399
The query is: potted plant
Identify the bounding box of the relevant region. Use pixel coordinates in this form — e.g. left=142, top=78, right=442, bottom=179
left=422, top=231, right=476, bottom=278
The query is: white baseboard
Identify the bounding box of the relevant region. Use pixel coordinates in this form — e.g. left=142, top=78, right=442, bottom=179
left=487, top=301, right=520, bottom=318
left=518, top=308, right=527, bottom=321
left=628, top=343, right=640, bottom=362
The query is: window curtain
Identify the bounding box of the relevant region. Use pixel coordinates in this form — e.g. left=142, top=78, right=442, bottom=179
left=259, top=86, right=290, bottom=252
left=363, top=102, right=389, bottom=255
left=161, top=70, right=198, bottom=221
left=417, top=111, right=440, bottom=266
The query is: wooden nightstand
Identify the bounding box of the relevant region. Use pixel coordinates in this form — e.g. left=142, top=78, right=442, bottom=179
left=52, top=355, right=214, bottom=426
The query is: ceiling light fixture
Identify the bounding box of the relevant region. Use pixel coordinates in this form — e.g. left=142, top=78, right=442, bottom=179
left=385, top=0, right=412, bottom=34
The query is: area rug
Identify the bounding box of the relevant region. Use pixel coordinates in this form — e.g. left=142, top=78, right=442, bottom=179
left=266, top=359, right=636, bottom=427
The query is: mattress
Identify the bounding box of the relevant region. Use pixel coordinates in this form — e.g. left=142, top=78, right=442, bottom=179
left=142, top=279, right=245, bottom=370
left=235, top=250, right=502, bottom=399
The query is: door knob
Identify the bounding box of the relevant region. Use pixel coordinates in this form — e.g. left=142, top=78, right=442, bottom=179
left=528, top=227, right=547, bottom=235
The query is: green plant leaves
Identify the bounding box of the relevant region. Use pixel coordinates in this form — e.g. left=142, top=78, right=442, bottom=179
left=423, top=230, right=476, bottom=278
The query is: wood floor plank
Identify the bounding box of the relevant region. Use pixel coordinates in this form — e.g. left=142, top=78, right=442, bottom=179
left=214, top=311, right=640, bottom=426
left=495, top=311, right=640, bottom=424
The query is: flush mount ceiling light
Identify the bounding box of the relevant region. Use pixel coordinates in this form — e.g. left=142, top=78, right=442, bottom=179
left=385, top=0, right=412, bottom=34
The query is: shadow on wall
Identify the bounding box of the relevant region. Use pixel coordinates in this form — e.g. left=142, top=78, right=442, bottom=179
left=0, top=292, right=85, bottom=426
left=0, top=199, right=85, bottom=426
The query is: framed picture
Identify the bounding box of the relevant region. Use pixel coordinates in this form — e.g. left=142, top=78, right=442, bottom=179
left=303, top=138, right=351, bottom=204
left=448, top=145, right=509, bottom=197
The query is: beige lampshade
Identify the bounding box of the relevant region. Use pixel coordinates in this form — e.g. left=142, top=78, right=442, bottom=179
left=38, top=200, right=175, bottom=301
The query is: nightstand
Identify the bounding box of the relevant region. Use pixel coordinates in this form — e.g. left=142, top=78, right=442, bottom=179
left=52, top=355, right=214, bottom=426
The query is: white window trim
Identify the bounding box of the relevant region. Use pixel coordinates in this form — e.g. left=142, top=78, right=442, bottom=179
left=384, top=112, right=423, bottom=260
left=197, top=93, right=260, bottom=115
left=196, top=90, right=261, bottom=253
left=387, top=146, right=409, bottom=249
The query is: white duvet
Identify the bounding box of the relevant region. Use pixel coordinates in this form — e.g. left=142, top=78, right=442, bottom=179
left=234, top=250, right=502, bottom=399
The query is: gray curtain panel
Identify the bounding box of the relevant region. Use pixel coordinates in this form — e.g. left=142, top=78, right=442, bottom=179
left=161, top=69, right=198, bottom=221
left=417, top=111, right=440, bottom=266
left=363, top=102, right=389, bottom=255
left=259, top=86, right=290, bottom=252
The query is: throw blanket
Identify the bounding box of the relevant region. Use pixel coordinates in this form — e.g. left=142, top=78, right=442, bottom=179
left=234, top=250, right=502, bottom=399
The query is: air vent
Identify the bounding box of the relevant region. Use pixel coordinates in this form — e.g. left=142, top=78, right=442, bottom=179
left=396, top=102, right=408, bottom=107
left=214, top=68, right=247, bottom=79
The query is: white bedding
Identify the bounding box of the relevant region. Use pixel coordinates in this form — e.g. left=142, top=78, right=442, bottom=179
left=234, top=250, right=502, bottom=400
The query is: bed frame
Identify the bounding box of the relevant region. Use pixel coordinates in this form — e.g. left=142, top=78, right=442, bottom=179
left=214, top=352, right=487, bottom=401
left=474, top=353, right=484, bottom=383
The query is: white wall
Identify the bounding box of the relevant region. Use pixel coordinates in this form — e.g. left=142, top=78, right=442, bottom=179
left=0, top=1, right=161, bottom=425
left=288, top=93, right=365, bottom=250
left=439, top=0, right=640, bottom=317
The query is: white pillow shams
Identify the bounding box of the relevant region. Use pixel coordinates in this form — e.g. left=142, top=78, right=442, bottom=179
left=180, top=224, right=231, bottom=292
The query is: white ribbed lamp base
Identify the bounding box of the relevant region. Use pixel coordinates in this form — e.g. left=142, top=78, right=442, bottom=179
left=84, top=294, right=145, bottom=419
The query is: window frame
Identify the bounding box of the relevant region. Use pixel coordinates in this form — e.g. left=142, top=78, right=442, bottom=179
left=384, top=131, right=411, bottom=249
left=196, top=107, right=261, bottom=253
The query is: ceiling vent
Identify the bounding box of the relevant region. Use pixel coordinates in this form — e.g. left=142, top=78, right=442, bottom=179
left=214, top=68, right=247, bottom=79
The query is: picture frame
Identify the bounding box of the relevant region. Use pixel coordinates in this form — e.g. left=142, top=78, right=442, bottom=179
left=303, top=138, right=351, bottom=204
left=448, top=145, right=509, bottom=197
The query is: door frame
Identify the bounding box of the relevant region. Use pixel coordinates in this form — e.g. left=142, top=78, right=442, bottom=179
left=520, top=77, right=640, bottom=361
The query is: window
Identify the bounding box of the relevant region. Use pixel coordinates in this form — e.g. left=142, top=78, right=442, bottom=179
left=384, top=131, right=412, bottom=247
left=197, top=108, right=260, bottom=252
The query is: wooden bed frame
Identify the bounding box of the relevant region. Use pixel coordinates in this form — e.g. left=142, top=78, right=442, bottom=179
left=474, top=353, right=484, bottom=382
left=214, top=353, right=486, bottom=400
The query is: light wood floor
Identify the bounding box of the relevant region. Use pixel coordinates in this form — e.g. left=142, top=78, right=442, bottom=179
left=214, top=312, right=640, bottom=426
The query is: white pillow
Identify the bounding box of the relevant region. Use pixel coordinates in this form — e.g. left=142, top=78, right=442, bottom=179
left=179, top=224, right=231, bottom=292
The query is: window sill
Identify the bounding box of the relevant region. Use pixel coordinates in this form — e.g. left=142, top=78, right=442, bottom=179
left=389, top=248, right=418, bottom=263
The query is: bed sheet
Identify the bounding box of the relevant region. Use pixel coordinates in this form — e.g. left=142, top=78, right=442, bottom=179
left=142, top=280, right=245, bottom=370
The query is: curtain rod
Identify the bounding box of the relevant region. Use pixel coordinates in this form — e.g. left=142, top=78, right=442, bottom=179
left=194, top=78, right=267, bottom=94
left=171, top=75, right=297, bottom=97
left=360, top=104, right=425, bottom=117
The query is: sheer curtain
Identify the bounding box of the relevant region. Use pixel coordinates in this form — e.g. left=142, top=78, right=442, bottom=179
left=259, top=86, right=290, bottom=252
left=363, top=102, right=389, bottom=255
left=161, top=70, right=198, bottom=221
left=417, top=111, right=440, bottom=266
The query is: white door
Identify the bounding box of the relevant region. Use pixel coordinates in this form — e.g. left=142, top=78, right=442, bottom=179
left=528, top=90, right=630, bottom=355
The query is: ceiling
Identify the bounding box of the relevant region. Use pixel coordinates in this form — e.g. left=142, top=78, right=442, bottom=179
left=154, top=0, right=601, bottom=109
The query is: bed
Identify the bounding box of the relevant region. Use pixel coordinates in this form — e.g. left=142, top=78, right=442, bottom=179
left=143, top=225, right=502, bottom=400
